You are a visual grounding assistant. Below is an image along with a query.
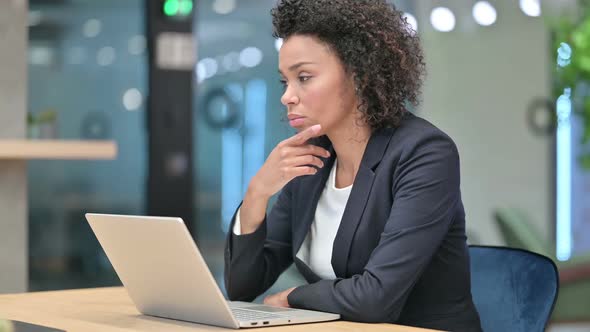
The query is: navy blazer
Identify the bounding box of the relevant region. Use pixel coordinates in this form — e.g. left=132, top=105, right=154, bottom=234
left=224, top=113, right=482, bottom=331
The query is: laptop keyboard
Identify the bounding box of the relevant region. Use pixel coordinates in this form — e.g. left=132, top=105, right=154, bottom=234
left=231, top=308, right=283, bottom=321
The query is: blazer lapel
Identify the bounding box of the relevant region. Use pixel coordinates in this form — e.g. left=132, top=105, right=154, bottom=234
left=331, top=128, right=395, bottom=277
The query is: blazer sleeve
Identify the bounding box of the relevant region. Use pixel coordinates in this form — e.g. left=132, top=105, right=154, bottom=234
left=224, top=181, right=294, bottom=301
left=287, top=131, right=461, bottom=323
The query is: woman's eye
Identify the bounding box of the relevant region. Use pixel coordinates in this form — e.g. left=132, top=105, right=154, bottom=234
left=279, top=76, right=309, bottom=89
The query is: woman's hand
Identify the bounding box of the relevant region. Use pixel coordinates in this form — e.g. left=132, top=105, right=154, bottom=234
left=249, top=124, right=330, bottom=199
left=263, top=287, right=296, bottom=308
left=239, top=124, right=330, bottom=234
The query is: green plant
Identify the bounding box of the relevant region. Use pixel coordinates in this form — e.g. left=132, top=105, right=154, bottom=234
left=551, top=0, right=590, bottom=168
left=27, top=109, right=57, bottom=126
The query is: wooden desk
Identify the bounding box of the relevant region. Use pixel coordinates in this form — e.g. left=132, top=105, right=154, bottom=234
left=0, top=287, right=438, bottom=331
left=0, top=140, right=117, bottom=160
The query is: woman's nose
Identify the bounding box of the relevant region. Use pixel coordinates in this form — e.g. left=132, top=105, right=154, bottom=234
left=280, top=86, right=299, bottom=106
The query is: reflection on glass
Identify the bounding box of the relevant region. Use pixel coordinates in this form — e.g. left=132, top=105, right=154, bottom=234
left=28, top=0, right=147, bottom=290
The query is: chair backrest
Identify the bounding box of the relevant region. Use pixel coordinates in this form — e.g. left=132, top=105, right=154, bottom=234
left=469, top=245, right=558, bottom=332
left=494, top=208, right=552, bottom=257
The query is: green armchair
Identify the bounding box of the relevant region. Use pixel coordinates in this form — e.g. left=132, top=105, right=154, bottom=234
left=494, top=207, right=590, bottom=322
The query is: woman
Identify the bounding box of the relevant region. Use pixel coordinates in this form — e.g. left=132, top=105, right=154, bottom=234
left=224, top=0, right=482, bottom=331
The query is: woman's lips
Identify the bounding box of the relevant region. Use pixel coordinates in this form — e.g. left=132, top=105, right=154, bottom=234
left=289, top=116, right=306, bottom=127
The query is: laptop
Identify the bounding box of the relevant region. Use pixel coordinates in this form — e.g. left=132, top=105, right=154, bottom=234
left=85, top=213, right=340, bottom=329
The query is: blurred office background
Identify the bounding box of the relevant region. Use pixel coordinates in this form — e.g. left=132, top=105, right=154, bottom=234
left=0, top=0, right=589, bottom=329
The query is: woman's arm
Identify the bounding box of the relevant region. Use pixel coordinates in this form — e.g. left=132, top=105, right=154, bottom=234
left=287, top=132, right=461, bottom=322
left=223, top=125, right=330, bottom=301
left=224, top=181, right=295, bottom=302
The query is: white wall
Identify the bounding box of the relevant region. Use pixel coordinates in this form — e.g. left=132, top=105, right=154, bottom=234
left=415, top=1, right=553, bottom=245
left=0, top=0, right=28, bottom=292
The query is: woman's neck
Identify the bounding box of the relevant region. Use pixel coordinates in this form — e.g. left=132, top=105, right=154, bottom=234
left=327, top=122, right=371, bottom=185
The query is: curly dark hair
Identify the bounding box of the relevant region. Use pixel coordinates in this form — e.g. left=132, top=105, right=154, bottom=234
left=271, top=0, right=426, bottom=131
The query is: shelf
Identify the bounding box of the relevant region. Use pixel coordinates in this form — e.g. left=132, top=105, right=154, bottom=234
left=0, top=140, right=117, bottom=160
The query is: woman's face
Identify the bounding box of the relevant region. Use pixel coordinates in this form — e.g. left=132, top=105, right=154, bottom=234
left=278, top=35, right=358, bottom=134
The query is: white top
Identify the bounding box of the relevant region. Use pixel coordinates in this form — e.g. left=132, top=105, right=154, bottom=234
left=233, top=159, right=352, bottom=280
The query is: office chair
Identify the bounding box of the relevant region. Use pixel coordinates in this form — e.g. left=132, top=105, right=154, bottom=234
left=469, top=245, right=558, bottom=332
left=494, top=207, right=590, bottom=321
